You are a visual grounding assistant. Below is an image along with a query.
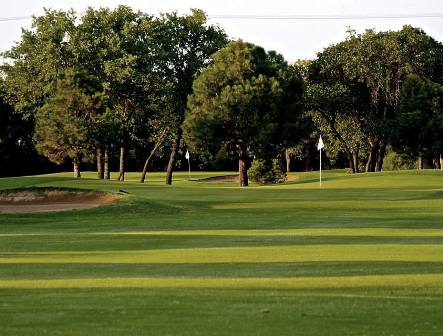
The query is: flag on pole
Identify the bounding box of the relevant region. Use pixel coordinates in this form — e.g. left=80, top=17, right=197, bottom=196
left=185, top=150, right=191, bottom=179
left=318, top=136, right=324, bottom=188
left=317, top=136, right=324, bottom=150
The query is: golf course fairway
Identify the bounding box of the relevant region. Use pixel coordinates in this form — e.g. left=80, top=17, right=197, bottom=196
left=0, top=170, right=442, bottom=335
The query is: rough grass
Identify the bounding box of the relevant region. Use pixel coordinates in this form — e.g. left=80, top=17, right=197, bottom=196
left=0, top=169, right=442, bottom=335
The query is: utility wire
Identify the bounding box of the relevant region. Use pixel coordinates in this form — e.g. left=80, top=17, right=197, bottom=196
left=210, top=13, right=443, bottom=20
left=0, top=13, right=442, bottom=22
left=0, top=16, right=32, bottom=22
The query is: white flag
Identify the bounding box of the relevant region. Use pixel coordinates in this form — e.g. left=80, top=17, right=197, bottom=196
left=185, top=150, right=190, bottom=160
left=317, top=136, right=324, bottom=150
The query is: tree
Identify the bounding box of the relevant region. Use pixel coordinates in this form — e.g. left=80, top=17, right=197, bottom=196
left=151, top=9, right=227, bottom=184
left=307, top=38, right=373, bottom=173
left=183, top=40, right=305, bottom=187
left=0, top=79, right=52, bottom=177
left=1, top=10, right=76, bottom=172
left=72, top=6, right=159, bottom=181
left=308, top=26, right=443, bottom=172
left=1, top=9, right=76, bottom=116
left=340, top=26, right=443, bottom=171
left=34, top=69, right=106, bottom=177
left=391, top=74, right=443, bottom=169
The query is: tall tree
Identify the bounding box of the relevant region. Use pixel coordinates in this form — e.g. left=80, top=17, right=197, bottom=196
left=309, top=26, right=443, bottom=172
left=341, top=26, right=443, bottom=171
left=34, top=69, right=106, bottom=177
left=183, top=40, right=305, bottom=187
left=306, top=82, right=368, bottom=173
left=1, top=10, right=76, bottom=171
left=151, top=9, right=227, bottom=184
left=391, top=74, right=443, bottom=168
left=72, top=6, right=158, bottom=181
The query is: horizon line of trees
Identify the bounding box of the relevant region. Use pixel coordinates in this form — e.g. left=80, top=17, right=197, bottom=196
left=1, top=6, right=442, bottom=186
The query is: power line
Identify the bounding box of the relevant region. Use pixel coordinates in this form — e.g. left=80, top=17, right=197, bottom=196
left=209, top=13, right=443, bottom=20
left=0, top=16, right=32, bottom=22
left=0, top=13, right=442, bottom=23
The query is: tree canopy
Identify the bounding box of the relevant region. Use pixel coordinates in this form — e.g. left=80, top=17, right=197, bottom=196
left=184, top=40, right=306, bottom=186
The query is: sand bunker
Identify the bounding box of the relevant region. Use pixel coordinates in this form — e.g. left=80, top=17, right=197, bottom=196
left=0, top=188, right=119, bottom=214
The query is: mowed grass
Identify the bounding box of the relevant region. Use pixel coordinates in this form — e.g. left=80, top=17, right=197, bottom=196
left=0, top=169, right=442, bottom=335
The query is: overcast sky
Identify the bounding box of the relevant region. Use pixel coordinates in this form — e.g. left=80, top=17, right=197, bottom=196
left=1, top=0, right=443, bottom=62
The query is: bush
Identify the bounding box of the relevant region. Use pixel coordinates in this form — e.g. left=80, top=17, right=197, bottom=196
left=249, top=159, right=287, bottom=184
left=383, top=148, right=416, bottom=171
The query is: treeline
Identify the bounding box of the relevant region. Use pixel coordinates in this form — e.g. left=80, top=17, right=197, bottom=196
left=1, top=7, right=227, bottom=183
left=0, top=7, right=442, bottom=185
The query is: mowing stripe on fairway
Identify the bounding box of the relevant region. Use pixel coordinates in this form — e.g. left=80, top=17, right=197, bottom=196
left=0, top=274, right=443, bottom=289
left=2, top=228, right=443, bottom=237
left=98, top=228, right=443, bottom=237
left=1, top=244, right=443, bottom=264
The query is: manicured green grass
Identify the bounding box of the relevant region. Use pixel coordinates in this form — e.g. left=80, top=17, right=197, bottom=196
left=0, top=169, right=442, bottom=335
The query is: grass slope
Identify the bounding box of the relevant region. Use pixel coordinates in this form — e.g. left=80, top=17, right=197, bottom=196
left=0, top=170, right=442, bottom=335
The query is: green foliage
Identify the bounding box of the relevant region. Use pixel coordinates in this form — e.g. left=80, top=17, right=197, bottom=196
left=308, top=25, right=443, bottom=172
left=248, top=159, right=287, bottom=184
left=382, top=147, right=417, bottom=171
left=34, top=69, right=106, bottom=164
left=1, top=9, right=76, bottom=116
left=184, top=40, right=306, bottom=160
left=151, top=9, right=228, bottom=122
left=1, top=7, right=228, bottom=180
left=391, top=74, right=443, bottom=158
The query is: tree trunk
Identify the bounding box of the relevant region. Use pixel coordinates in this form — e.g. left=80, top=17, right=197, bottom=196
left=375, top=142, right=387, bottom=172
left=140, top=128, right=168, bottom=183
left=238, top=143, right=248, bottom=187
left=352, top=147, right=360, bottom=173
left=103, top=147, right=110, bottom=180
left=440, top=154, right=443, bottom=171
left=118, top=147, right=125, bottom=182
left=323, top=117, right=355, bottom=173
left=73, top=157, right=81, bottom=178
left=165, top=128, right=182, bottom=185
left=96, top=149, right=104, bottom=179
left=345, top=149, right=356, bottom=174
left=366, top=139, right=379, bottom=172
left=285, top=149, right=291, bottom=173
left=418, top=151, right=423, bottom=170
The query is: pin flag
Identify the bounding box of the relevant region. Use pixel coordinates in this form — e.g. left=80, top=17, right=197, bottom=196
left=318, top=136, right=324, bottom=187
left=185, top=150, right=191, bottom=179
left=317, top=135, right=324, bottom=150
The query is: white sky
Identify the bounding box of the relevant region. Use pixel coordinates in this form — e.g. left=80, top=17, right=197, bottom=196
left=1, top=0, right=443, bottom=62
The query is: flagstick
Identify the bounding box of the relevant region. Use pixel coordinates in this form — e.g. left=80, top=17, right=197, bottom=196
left=319, top=148, right=322, bottom=188
left=187, top=158, right=191, bottom=180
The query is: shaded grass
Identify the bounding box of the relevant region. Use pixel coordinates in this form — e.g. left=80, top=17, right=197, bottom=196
left=3, top=262, right=443, bottom=280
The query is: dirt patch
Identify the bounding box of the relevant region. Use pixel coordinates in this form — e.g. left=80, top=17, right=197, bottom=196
left=194, top=174, right=239, bottom=183
left=0, top=188, right=119, bottom=214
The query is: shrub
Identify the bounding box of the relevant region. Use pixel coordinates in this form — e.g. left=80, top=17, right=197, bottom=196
left=249, top=159, right=287, bottom=184
left=383, top=148, right=416, bottom=171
